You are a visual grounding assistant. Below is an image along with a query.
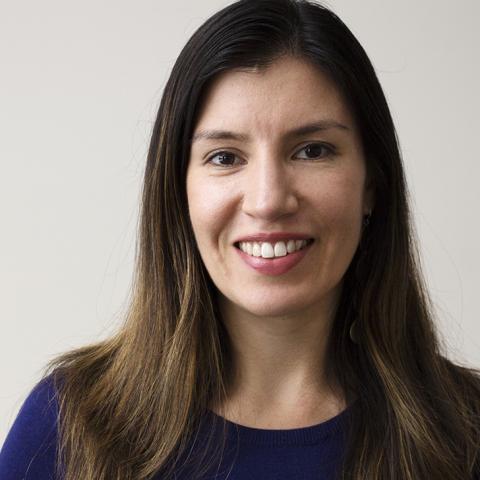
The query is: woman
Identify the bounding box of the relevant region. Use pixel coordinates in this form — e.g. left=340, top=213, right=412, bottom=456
left=1, top=0, right=479, bottom=478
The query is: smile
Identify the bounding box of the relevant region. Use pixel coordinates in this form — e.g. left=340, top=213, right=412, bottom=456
left=234, top=239, right=315, bottom=276
left=235, top=239, right=314, bottom=259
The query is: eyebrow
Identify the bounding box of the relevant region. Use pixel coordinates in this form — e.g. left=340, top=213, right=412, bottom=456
left=190, top=119, right=350, bottom=144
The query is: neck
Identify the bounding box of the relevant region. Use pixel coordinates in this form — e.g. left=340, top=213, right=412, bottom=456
left=212, top=290, right=346, bottom=428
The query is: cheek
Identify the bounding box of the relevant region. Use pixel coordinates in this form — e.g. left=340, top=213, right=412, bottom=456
left=303, top=173, right=365, bottom=289
left=307, top=171, right=365, bottom=260
left=308, top=170, right=365, bottom=220
left=186, top=173, right=234, bottom=250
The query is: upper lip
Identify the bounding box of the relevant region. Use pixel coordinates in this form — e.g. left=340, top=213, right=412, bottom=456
left=233, top=232, right=314, bottom=244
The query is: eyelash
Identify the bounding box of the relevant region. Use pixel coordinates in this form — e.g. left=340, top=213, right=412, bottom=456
left=206, top=143, right=336, bottom=167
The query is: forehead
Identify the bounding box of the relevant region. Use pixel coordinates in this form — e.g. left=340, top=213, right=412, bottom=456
left=193, top=56, right=355, bottom=136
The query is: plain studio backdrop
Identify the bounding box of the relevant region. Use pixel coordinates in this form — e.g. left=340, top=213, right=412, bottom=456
left=1, top=0, right=479, bottom=445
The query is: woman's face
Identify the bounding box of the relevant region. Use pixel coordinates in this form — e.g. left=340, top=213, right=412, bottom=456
left=186, top=56, right=374, bottom=319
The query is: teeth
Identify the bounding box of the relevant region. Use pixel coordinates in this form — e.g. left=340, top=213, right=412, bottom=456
left=261, top=242, right=274, bottom=258
left=274, top=241, right=287, bottom=257
left=238, top=239, right=310, bottom=259
left=286, top=240, right=296, bottom=253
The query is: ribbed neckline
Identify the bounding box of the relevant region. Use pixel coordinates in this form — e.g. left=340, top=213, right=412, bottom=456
left=205, top=401, right=355, bottom=446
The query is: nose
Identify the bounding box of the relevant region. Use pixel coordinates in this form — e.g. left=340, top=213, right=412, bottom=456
left=241, top=154, right=299, bottom=221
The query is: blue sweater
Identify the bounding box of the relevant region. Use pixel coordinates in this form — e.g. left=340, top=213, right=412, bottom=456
left=0, top=376, right=352, bottom=479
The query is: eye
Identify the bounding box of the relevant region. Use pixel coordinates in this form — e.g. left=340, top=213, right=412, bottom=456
left=206, top=143, right=335, bottom=167
left=294, top=142, right=336, bottom=160
left=206, top=151, right=243, bottom=167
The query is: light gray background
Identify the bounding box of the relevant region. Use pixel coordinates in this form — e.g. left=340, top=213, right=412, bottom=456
left=1, top=0, right=479, bottom=444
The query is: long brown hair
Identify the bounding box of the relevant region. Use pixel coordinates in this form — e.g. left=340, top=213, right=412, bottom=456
left=43, top=0, right=480, bottom=478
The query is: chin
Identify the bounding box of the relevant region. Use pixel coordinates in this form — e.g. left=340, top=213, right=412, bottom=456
left=232, top=293, right=319, bottom=319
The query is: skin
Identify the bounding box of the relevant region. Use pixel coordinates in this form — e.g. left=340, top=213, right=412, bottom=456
left=186, top=55, right=374, bottom=429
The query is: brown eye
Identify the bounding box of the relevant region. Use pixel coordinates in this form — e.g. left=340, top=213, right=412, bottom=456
left=207, top=151, right=241, bottom=167
left=295, top=143, right=335, bottom=160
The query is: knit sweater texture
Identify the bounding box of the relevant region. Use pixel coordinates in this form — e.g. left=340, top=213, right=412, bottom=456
left=0, top=376, right=353, bottom=479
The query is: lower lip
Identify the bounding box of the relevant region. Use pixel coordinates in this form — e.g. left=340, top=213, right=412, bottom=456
left=235, top=242, right=313, bottom=276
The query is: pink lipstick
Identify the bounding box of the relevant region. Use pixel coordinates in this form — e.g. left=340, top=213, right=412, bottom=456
left=235, top=240, right=313, bottom=276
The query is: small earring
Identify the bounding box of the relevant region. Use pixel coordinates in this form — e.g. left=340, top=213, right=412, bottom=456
left=349, top=320, right=359, bottom=344
left=362, top=211, right=372, bottom=228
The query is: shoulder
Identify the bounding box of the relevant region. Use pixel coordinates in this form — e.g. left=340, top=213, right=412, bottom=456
left=0, top=375, right=60, bottom=479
